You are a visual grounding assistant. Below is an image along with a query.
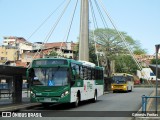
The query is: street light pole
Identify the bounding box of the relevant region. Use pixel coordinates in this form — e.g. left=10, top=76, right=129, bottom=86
left=155, top=44, right=160, bottom=113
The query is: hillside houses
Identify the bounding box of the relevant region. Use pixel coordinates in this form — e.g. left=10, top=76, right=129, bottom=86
left=0, top=36, right=77, bottom=67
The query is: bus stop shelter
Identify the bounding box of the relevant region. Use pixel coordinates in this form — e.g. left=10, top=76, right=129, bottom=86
left=0, top=65, right=27, bottom=103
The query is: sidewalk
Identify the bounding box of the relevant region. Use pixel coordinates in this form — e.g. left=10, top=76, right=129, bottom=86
left=0, top=97, right=30, bottom=105
left=0, top=92, right=41, bottom=112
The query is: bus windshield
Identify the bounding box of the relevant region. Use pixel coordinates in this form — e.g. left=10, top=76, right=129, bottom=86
left=32, top=67, right=68, bottom=86
left=112, top=76, right=126, bottom=84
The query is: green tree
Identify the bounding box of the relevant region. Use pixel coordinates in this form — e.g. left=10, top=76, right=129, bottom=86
left=89, top=28, right=146, bottom=75
left=150, top=59, right=160, bottom=64
left=133, top=41, right=147, bottom=55
left=48, top=50, right=58, bottom=56
left=114, top=55, right=138, bottom=74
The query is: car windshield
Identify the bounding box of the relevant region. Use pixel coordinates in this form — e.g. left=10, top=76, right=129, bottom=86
left=112, top=76, right=126, bottom=84
left=32, top=67, right=68, bottom=86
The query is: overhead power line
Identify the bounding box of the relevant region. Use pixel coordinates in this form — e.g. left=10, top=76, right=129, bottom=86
left=98, top=0, right=152, bottom=85
left=58, top=0, right=79, bottom=57
left=89, top=0, right=99, bottom=66
left=28, top=0, right=71, bottom=68
left=27, top=0, right=66, bottom=41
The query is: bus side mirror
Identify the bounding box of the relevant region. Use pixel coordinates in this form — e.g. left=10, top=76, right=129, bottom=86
left=26, top=69, right=34, bottom=81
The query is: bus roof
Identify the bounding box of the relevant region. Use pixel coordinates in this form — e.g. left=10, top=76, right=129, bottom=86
left=31, top=58, right=103, bottom=70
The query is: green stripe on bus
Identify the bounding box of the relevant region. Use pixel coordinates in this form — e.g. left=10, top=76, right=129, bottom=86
left=95, top=80, right=104, bottom=85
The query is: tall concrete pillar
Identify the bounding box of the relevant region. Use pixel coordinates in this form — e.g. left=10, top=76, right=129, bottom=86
left=12, top=75, right=22, bottom=103
left=79, top=0, right=89, bottom=61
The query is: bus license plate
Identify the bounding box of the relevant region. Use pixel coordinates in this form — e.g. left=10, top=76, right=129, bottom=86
left=44, top=98, right=51, bottom=102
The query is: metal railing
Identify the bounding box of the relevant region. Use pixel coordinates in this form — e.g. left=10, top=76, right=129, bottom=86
left=134, top=85, right=160, bottom=88
left=142, top=95, right=160, bottom=113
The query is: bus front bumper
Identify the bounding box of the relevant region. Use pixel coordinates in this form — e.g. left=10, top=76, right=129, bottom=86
left=111, top=85, right=127, bottom=91
left=30, top=94, right=70, bottom=103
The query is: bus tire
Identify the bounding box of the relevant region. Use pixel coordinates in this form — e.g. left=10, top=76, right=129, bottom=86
left=130, top=86, right=132, bottom=92
left=126, top=87, right=128, bottom=93
left=74, top=92, right=80, bottom=107
left=91, top=90, right=97, bottom=103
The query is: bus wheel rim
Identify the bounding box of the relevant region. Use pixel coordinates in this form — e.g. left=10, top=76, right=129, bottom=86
left=75, top=97, right=79, bottom=106
left=95, top=93, right=97, bottom=101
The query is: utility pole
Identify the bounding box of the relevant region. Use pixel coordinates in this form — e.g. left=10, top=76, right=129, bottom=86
left=155, top=44, right=160, bottom=113
left=79, top=0, right=89, bottom=61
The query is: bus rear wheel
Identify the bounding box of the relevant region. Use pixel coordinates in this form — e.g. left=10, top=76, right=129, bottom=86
left=126, top=87, right=128, bottom=93
left=130, top=86, right=132, bottom=92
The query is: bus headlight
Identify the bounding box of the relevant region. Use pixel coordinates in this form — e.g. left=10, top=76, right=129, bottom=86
left=30, top=91, right=35, bottom=98
left=111, top=86, right=114, bottom=89
left=123, top=86, right=126, bottom=88
left=65, top=91, right=69, bottom=95
left=61, top=93, right=64, bottom=98
left=61, top=91, right=69, bottom=98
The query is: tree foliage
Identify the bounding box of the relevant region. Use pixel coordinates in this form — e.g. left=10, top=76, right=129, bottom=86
left=48, top=50, right=58, bottom=56
left=89, top=28, right=146, bottom=75
left=114, top=55, right=138, bottom=74
left=150, top=59, right=160, bottom=64
left=76, top=28, right=146, bottom=75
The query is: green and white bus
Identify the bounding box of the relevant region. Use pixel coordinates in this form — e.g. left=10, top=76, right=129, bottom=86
left=27, top=58, right=104, bottom=107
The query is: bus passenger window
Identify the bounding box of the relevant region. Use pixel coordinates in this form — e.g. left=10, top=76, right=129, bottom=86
left=75, top=65, right=80, bottom=79
left=91, top=69, right=95, bottom=80
left=83, top=67, right=88, bottom=80
left=80, top=66, right=84, bottom=79
left=88, top=68, right=91, bottom=80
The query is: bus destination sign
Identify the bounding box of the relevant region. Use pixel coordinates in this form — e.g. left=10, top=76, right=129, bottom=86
left=33, top=59, right=68, bottom=66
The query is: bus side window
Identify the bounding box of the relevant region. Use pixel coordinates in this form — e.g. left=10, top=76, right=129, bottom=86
left=75, top=64, right=80, bottom=79
left=95, top=69, right=98, bottom=80
left=127, top=76, right=131, bottom=81
left=71, top=64, right=75, bottom=80
left=98, top=70, right=100, bottom=80
left=100, top=70, right=103, bottom=79
left=83, top=67, right=88, bottom=80
left=91, top=69, right=95, bottom=80
left=88, top=67, right=91, bottom=80
left=80, top=66, right=84, bottom=79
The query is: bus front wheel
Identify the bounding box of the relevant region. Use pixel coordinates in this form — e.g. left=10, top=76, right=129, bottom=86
left=74, top=92, right=80, bottom=107
left=75, top=96, right=79, bottom=107
left=130, top=86, right=132, bottom=92
left=91, top=90, right=97, bottom=102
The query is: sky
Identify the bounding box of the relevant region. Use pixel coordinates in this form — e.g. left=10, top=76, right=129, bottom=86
left=0, top=0, right=160, bottom=55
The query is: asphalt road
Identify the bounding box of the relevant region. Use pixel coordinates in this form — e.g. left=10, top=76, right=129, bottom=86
left=1, top=88, right=154, bottom=120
